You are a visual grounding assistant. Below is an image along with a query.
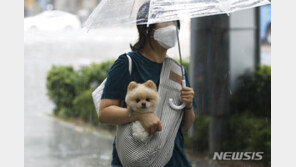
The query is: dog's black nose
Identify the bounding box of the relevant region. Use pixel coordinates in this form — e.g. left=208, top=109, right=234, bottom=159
left=141, top=103, right=146, bottom=108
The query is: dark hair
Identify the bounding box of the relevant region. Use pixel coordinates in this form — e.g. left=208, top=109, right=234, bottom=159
left=130, top=3, right=180, bottom=52
left=130, top=24, right=156, bottom=52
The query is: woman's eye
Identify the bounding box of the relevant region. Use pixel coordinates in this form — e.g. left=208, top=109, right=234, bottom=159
left=136, top=99, right=140, bottom=103
left=146, top=98, right=150, bottom=102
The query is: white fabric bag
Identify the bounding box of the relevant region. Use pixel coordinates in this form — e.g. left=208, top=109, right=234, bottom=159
left=91, top=54, right=132, bottom=116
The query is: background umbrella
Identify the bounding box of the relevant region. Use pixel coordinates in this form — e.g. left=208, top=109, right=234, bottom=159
left=84, top=0, right=270, bottom=110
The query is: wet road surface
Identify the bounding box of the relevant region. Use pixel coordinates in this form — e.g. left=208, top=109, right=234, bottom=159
left=24, top=29, right=126, bottom=167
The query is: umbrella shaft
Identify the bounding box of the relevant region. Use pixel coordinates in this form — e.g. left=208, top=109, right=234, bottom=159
left=175, top=22, right=185, bottom=80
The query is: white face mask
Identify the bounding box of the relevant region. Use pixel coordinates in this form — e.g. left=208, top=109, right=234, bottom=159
left=153, top=25, right=177, bottom=49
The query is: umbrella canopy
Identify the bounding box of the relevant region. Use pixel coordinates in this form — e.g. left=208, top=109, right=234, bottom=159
left=84, top=0, right=270, bottom=28
left=84, top=0, right=270, bottom=110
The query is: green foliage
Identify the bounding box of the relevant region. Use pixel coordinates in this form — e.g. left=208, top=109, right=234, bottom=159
left=46, top=61, right=116, bottom=131
left=72, top=89, right=116, bottom=130
left=231, top=65, right=271, bottom=118
left=227, top=65, right=271, bottom=165
left=176, top=59, right=189, bottom=74
left=185, top=65, right=270, bottom=165
left=184, top=114, right=210, bottom=153
left=46, top=61, right=114, bottom=117
left=75, top=61, right=115, bottom=94
left=73, top=90, right=99, bottom=125
left=46, top=65, right=78, bottom=116
left=227, top=114, right=271, bottom=165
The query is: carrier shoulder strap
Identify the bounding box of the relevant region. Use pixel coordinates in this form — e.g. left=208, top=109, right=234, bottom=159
left=126, top=53, right=132, bottom=75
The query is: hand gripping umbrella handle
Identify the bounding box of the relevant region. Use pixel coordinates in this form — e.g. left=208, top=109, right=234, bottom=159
left=169, top=79, right=186, bottom=110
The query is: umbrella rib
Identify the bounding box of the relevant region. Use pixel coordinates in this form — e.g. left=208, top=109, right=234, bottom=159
left=129, top=0, right=136, bottom=18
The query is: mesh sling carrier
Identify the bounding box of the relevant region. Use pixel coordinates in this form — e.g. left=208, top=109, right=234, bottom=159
left=116, top=57, right=185, bottom=167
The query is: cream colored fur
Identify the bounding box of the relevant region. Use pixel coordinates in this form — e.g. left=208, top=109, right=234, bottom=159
left=125, top=80, right=160, bottom=141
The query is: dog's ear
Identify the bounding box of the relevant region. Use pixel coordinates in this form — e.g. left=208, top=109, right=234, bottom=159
left=144, top=80, right=157, bottom=91
left=128, top=81, right=138, bottom=91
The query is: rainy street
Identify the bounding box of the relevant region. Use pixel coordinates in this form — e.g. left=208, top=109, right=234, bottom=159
left=24, top=26, right=270, bottom=167
left=24, top=27, right=192, bottom=167
left=24, top=29, right=125, bottom=167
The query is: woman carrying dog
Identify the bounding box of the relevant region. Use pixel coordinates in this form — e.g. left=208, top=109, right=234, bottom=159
left=99, top=3, right=196, bottom=167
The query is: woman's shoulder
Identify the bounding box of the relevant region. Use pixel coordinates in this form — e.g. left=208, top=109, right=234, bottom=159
left=116, top=53, right=129, bottom=63
left=115, top=51, right=137, bottom=64
left=126, top=51, right=138, bottom=59
left=112, top=51, right=136, bottom=67
left=108, top=53, right=130, bottom=74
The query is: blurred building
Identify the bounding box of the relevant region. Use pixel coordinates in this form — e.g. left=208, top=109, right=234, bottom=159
left=25, top=0, right=100, bottom=22
left=190, top=6, right=268, bottom=156
left=24, top=0, right=38, bottom=17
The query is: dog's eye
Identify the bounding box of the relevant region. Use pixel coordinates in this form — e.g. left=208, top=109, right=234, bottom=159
left=136, top=98, right=140, bottom=103
left=146, top=98, right=150, bottom=102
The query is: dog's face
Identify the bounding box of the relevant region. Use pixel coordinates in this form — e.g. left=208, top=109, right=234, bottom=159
left=125, top=80, right=159, bottom=113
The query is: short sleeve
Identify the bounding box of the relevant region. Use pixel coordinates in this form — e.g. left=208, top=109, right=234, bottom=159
left=184, top=68, right=198, bottom=110
left=101, top=54, right=131, bottom=100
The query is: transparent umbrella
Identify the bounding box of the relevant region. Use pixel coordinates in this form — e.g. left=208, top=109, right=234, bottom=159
left=84, top=0, right=270, bottom=28
left=84, top=0, right=270, bottom=110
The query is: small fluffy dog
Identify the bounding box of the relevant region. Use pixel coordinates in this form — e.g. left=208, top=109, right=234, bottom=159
left=125, top=80, right=160, bottom=141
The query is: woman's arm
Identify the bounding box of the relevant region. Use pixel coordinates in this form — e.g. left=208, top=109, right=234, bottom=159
left=99, top=99, right=162, bottom=135
left=181, top=107, right=195, bottom=132
left=99, top=99, right=136, bottom=125
left=180, top=87, right=196, bottom=132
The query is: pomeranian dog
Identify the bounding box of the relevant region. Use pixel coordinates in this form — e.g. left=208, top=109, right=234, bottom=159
left=125, top=80, right=160, bottom=141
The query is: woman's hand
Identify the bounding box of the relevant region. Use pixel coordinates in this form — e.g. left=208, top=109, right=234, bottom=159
left=180, top=87, right=194, bottom=108
left=134, top=112, right=162, bottom=136
left=180, top=87, right=196, bottom=131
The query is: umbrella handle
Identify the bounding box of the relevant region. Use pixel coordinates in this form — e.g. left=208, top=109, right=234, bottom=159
left=169, top=79, right=186, bottom=110
left=169, top=23, right=186, bottom=111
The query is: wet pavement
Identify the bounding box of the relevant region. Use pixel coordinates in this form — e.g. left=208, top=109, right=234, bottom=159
left=25, top=112, right=114, bottom=167
left=24, top=29, right=125, bottom=167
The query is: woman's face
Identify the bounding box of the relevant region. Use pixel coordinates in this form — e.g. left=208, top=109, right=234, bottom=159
left=149, top=21, right=178, bottom=50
